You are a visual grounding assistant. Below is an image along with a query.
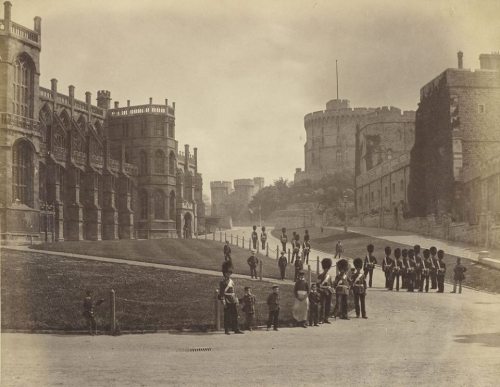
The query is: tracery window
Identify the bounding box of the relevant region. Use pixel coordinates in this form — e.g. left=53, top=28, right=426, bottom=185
left=154, top=190, right=165, bottom=219
left=169, top=191, right=176, bottom=220
left=12, top=55, right=34, bottom=118
left=12, top=140, right=34, bottom=206
left=154, top=150, right=165, bottom=174
left=169, top=151, right=176, bottom=175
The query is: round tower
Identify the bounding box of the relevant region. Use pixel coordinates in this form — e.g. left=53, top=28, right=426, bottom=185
left=210, top=181, right=232, bottom=216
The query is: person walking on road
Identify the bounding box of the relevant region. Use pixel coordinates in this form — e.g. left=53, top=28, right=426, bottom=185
left=335, top=241, right=343, bottom=259
left=452, top=258, right=466, bottom=294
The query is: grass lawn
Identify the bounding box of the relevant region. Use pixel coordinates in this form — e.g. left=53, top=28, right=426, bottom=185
left=33, top=238, right=286, bottom=281
left=2, top=250, right=304, bottom=332
left=273, top=227, right=500, bottom=294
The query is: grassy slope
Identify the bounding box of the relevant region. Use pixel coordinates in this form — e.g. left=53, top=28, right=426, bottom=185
left=1, top=250, right=300, bottom=331
left=33, top=238, right=285, bottom=281
left=273, top=227, right=500, bottom=294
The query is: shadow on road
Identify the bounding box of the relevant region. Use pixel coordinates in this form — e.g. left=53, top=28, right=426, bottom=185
left=454, top=332, right=500, bottom=347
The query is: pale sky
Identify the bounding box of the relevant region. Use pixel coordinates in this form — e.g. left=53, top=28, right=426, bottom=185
left=11, top=0, right=500, bottom=189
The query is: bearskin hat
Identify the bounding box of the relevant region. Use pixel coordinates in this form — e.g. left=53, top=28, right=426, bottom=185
left=367, top=244, right=374, bottom=253
left=295, top=234, right=300, bottom=241
left=401, top=249, right=408, bottom=258
left=321, top=258, right=332, bottom=271
left=408, top=249, right=415, bottom=258
left=394, top=248, right=401, bottom=258
left=222, top=261, right=233, bottom=275
left=423, top=249, right=430, bottom=258
left=384, top=246, right=392, bottom=255
left=430, top=246, right=437, bottom=255
left=414, top=244, right=421, bottom=253
left=353, top=257, right=363, bottom=269
left=336, top=258, right=349, bottom=272
left=437, top=249, right=444, bottom=259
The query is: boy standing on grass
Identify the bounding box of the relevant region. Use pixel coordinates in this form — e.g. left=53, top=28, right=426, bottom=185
left=83, top=290, right=104, bottom=336
left=247, top=250, right=259, bottom=279
left=278, top=251, right=288, bottom=280
left=452, top=258, right=467, bottom=294
left=267, top=285, right=280, bottom=331
left=240, top=287, right=257, bottom=331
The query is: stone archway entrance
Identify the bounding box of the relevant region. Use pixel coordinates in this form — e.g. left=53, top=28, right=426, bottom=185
left=183, top=212, right=192, bottom=238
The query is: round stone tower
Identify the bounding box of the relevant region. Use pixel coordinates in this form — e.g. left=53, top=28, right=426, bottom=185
left=210, top=181, right=232, bottom=216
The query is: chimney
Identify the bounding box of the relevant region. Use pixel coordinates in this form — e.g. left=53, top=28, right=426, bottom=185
left=50, top=78, right=58, bottom=92
left=127, top=100, right=130, bottom=107
left=34, top=16, right=41, bottom=33
left=68, top=85, right=75, bottom=104
left=173, top=101, right=176, bottom=110
left=149, top=97, right=153, bottom=105
left=184, top=144, right=189, bottom=170
left=114, top=101, right=119, bottom=109
left=85, top=91, right=91, bottom=105
left=165, top=98, right=168, bottom=106
left=457, top=51, right=463, bottom=69
left=193, top=147, right=198, bottom=174
left=4, top=2, right=12, bottom=22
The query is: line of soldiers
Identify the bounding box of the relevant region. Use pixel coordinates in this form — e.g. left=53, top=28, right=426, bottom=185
left=279, top=227, right=312, bottom=264
left=365, top=244, right=448, bottom=292
left=251, top=225, right=268, bottom=250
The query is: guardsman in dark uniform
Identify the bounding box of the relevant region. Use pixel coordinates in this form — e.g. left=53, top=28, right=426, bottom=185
left=317, top=258, right=334, bottom=324
left=247, top=250, right=259, bottom=279
left=452, top=258, right=466, bottom=294
left=303, top=239, right=311, bottom=265
left=391, top=248, right=403, bottom=291
left=430, top=246, right=438, bottom=289
left=219, top=262, right=244, bottom=335
left=333, top=258, right=350, bottom=320
left=363, top=244, right=377, bottom=288
left=382, top=246, right=393, bottom=289
left=223, top=241, right=232, bottom=261
left=291, top=234, right=301, bottom=263
left=83, top=290, right=104, bottom=335
left=240, top=287, right=256, bottom=331
left=260, top=226, right=267, bottom=250
left=335, top=241, right=343, bottom=259
left=352, top=258, right=368, bottom=319
left=414, top=245, right=423, bottom=291
left=251, top=225, right=259, bottom=250
left=308, top=283, right=321, bottom=326
left=278, top=251, right=287, bottom=280
left=401, top=249, right=409, bottom=289
left=304, top=229, right=310, bottom=244
left=436, top=249, right=447, bottom=293
left=421, top=249, right=432, bottom=293
left=280, top=228, right=288, bottom=254
left=406, top=249, right=417, bottom=292
left=266, top=285, right=280, bottom=331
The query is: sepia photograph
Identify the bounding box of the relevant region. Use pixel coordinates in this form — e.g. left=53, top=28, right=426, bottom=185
left=0, top=0, right=499, bottom=385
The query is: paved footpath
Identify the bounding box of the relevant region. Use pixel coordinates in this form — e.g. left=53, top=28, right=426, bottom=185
left=2, top=229, right=500, bottom=386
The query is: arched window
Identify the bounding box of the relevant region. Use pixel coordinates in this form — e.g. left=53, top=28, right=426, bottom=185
left=169, top=190, right=176, bottom=220
left=154, top=190, right=165, bottom=219
left=154, top=150, right=165, bottom=174
left=13, top=55, right=34, bottom=118
left=168, top=122, right=174, bottom=138
left=169, top=151, right=176, bottom=175
left=139, top=190, right=148, bottom=219
left=139, top=150, right=148, bottom=176
left=12, top=139, right=34, bottom=206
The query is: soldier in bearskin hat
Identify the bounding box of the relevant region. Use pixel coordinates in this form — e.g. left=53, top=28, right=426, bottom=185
left=382, top=246, right=394, bottom=289
left=406, top=249, right=417, bottom=292
left=280, top=227, right=288, bottom=253
left=401, top=248, right=409, bottom=289
left=292, top=233, right=301, bottom=263
left=430, top=246, right=438, bottom=289
left=218, top=261, right=244, bottom=335
left=391, top=248, right=403, bottom=291
left=352, top=258, right=368, bottom=319
left=333, top=258, right=350, bottom=320
left=363, top=244, right=378, bottom=288
left=414, top=244, right=423, bottom=291
left=421, top=248, right=433, bottom=293
left=317, top=258, right=334, bottom=324
left=260, top=226, right=268, bottom=250
left=251, top=225, right=259, bottom=250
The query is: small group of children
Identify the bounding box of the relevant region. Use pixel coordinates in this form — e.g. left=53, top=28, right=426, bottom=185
left=238, top=285, right=281, bottom=331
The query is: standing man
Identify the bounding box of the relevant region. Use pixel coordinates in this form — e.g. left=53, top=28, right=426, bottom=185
left=452, top=258, right=466, bottom=294
left=278, top=251, right=288, bottom=280
left=280, top=228, right=288, bottom=254
left=335, top=241, right=343, bottom=259
left=421, top=249, right=432, bottom=293
left=406, top=249, right=417, bottom=292
left=352, top=258, right=368, bottom=319
left=381, top=246, right=393, bottom=289
left=304, top=229, right=310, bottom=244
left=293, top=271, right=310, bottom=328
left=317, top=258, right=334, bottom=324
left=401, top=249, right=409, bottom=289
left=414, top=245, right=423, bottom=292
left=260, top=226, right=267, bottom=251
left=247, top=250, right=259, bottom=279
left=363, top=244, right=377, bottom=288
left=83, top=290, right=104, bottom=336
left=292, top=234, right=301, bottom=263
left=223, top=241, right=232, bottom=261
left=251, top=225, right=259, bottom=250
left=333, top=259, right=350, bottom=320
left=303, top=239, right=311, bottom=265
left=391, top=248, right=403, bottom=291
left=436, top=249, right=447, bottom=293
left=219, top=262, right=244, bottom=335
left=430, top=246, right=438, bottom=290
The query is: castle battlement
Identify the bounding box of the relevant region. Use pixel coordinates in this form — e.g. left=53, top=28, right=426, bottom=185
left=234, top=178, right=255, bottom=187
left=39, top=86, right=105, bottom=117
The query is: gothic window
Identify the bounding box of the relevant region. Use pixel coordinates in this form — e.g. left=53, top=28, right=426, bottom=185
left=154, top=190, right=165, bottom=219
left=139, top=150, right=148, bottom=176
left=169, top=151, right=176, bottom=175
left=155, top=120, right=164, bottom=137
left=168, top=122, right=174, bottom=138
left=77, top=116, right=87, bottom=132
left=169, top=190, right=176, bottom=220
left=154, top=150, right=165, bottom=174
left=336, top=150, right=342, bottom=162
left=12, top=140, right=34, bottom=206
left=12, top=55, right=34, bottom=118
left=139, top=190, right=148, bottom=219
